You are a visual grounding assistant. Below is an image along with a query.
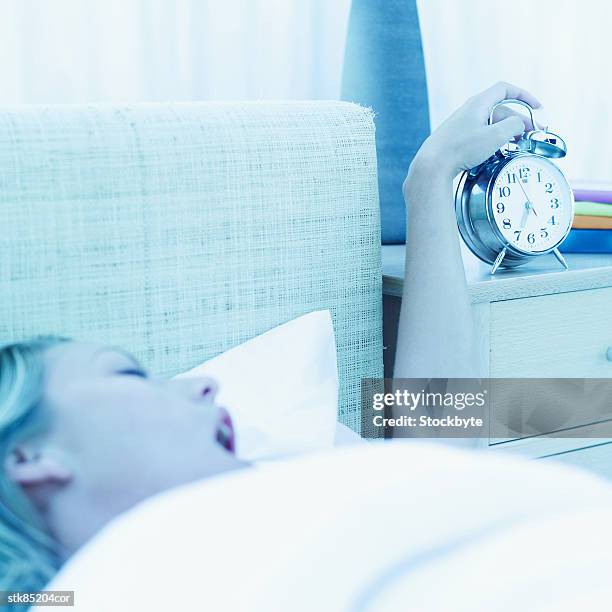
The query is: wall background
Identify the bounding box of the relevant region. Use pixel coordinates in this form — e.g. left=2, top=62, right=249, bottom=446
left=0, top=0, right=606, bottom=181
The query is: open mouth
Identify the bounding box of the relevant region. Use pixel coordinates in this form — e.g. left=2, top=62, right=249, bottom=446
left=216, top=408, right=236, bottom=454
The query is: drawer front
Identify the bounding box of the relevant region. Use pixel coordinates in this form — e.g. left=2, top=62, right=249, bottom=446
left=491, top=287, right=612, bottom=377
left=489, top=287, right=612, bottom=445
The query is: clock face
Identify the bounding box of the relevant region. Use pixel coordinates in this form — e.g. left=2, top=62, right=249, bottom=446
left=490, top=156, right=573, bottom=253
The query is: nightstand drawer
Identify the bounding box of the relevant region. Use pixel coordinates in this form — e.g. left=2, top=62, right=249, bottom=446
left=382, top=245, right=612, bottom=459
left=490, top=287, right=612, bottom=377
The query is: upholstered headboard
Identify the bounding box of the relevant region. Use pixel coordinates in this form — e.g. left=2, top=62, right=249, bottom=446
left=0, top=101, right=382, bottom=434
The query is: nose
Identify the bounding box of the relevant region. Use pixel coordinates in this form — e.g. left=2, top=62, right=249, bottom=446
left=200, top=378, right=219, bottom=401
left=171, top=376, right=219, bottom=403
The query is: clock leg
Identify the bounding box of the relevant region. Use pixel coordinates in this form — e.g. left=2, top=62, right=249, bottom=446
left=552, top=247, right=569, bottom=270
left=490, top=247, right=507, bottom=275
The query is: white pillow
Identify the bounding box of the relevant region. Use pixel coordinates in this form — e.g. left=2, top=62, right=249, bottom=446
left=175, top=310, right=339, bottom=462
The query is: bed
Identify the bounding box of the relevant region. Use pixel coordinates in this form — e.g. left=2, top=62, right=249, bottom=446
left=0, top=101, right=382, bottom=435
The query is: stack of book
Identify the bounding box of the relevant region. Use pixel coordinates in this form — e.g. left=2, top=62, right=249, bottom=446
left=561, top=180, right=612, bottom=253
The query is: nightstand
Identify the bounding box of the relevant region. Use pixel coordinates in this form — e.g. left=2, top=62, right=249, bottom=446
left=383, top=246, right=612, bottom=470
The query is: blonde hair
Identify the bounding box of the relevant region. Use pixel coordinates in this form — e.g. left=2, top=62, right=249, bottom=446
left=0, top=338, right=65, bottom=596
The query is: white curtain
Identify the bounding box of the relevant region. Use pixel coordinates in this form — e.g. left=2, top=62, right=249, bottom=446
left=0, top=0, right=351, bottom=103
left=0, top=0, right=608, bottom=181
left=417, top=0, right=610, bottom=181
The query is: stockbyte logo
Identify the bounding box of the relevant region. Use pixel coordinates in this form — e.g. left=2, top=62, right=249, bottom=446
left=362, top=378, right=612, bottom=440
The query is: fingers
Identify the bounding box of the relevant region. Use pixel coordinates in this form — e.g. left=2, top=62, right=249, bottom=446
left=491, top=106, right=535, bottom=132
left=480, top=116, right=525, bottom=155
left=477, top=81, right=542, bottom=111
left=494, top=115, right=526, bottom=140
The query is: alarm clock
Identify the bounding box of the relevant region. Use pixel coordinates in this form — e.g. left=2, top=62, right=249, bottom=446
left=455, top=99, right=574, bottom=274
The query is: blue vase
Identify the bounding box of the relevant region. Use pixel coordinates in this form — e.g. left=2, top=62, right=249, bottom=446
left=342, top=0, right=430, bottom=244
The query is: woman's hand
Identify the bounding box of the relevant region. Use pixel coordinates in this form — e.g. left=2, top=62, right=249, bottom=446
left=396, top=82, right=541, bottom=380
left=411, top=82, right=542, bottom=182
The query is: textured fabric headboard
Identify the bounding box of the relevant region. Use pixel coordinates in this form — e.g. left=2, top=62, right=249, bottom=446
left=0, top=101, right=382, bottom=434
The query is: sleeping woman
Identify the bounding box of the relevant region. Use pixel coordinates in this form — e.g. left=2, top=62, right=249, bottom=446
left=5, top=83, right=606, bottom=607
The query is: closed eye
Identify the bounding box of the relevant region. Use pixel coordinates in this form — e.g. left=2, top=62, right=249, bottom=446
left=118, top=368, right=148, bottom=378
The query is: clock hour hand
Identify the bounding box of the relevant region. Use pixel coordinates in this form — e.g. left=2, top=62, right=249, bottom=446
left=520, top=202, right=531, bottom=229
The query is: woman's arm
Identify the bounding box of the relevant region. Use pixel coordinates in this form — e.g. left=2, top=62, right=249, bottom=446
left=394, top=82, right=541, bottom=379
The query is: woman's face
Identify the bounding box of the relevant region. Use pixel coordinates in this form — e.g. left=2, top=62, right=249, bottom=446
left=7, top=341, right=243, bottom=555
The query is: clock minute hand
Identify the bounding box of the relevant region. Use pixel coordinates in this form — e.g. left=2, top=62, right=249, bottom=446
left=517, top=176, right=540, bottom=217
left=528, top=201, right=537, bottom=217
left=517, top=177, right=532, bottom=205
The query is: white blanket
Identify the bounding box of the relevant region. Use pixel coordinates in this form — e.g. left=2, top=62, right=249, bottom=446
left=41, top=442, right=612, bottom=611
